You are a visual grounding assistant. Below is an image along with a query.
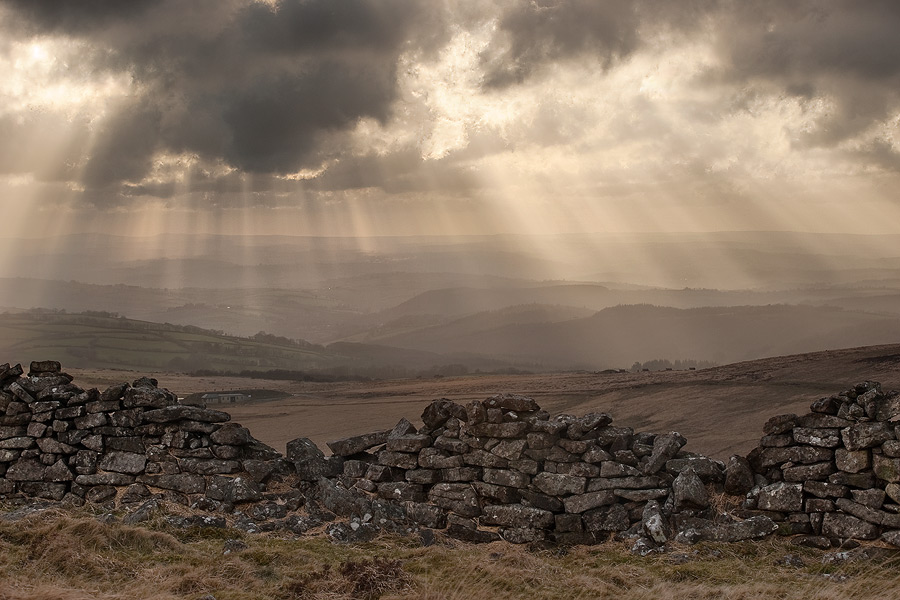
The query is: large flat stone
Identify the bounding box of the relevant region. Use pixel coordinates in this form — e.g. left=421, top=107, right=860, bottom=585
left=326, top=430, right=389, bottom=457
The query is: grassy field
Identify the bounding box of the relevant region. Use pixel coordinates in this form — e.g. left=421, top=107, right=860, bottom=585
left=0, top=505, right=899, bottom=600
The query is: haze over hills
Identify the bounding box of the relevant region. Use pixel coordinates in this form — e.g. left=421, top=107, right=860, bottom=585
left=2, top=231, right=900, bottom=374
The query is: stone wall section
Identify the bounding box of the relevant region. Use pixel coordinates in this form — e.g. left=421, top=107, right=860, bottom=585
left=2, top=359, right=899, bottom=550
left=0, top=360, right=288, bottom=510
left=743, top=381, right=900, bottom=547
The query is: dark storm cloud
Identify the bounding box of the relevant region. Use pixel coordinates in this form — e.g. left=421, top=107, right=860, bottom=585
left=0, top=0, right=433, bottom=204
left=1, top=0, right=160, bottom=33
left=712, top=0, right=900, bottom=149
left=482, top=0, right=719, bottom=87
left=484, top=0, right=900, bottom=168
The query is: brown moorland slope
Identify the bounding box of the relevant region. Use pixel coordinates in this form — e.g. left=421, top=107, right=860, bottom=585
left=69, top=343, right=900, bottom=460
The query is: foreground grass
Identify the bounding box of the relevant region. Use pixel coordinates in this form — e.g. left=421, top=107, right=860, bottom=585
left=1, top=508, right=900, bottom=600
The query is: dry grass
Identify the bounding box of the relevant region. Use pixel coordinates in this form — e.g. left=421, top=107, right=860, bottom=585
left=2, top=507, right=900, bottom=600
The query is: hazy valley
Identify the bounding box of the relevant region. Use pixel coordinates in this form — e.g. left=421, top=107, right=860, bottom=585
left=2, top=231, right=900, bottom=377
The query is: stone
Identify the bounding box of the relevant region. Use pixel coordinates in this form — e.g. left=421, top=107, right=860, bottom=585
left=665, top=456, right=724, bottom=482
left=462, top=450, right=508, bottom=468
left=75, top=473, right=136, bottom=486
left=74, top=413, right=107, bottom=429
left=179, top=459, right=242, bottom=475
left=481, top=504, right=554, bottom=529
left=757, top=482, right=803, bottom=512
left=85, top=400, right=121, bottom=414
left=418, top=448, right=464, bottom=470
left=600, top=461, right=641, bottom=478
left=100, top=383, right=129, bottom=403
left=851, top=489, right=886, bottom=510
left=98, top=451, right=147, bottom=475
left=829, top=471, right=876, bottom=488
left=641, top=500, right=667, bottom=543
left=29, top=360, right=61, bottom=374
left=675, top=516, right=778, bottom=544
left=433, top=436, right=468, bottom=454
left=326, top=430, right=389, bottom=457
left=378, top=450, right=419, bottom=470
left=43, top=459, right=74, bottom=482
left=209, top=423, right=252, bottom=446
left=806, top=498, right=835, bottom=513
left=404, top=468, right=442, bottom=485
left=520, top=490, right=564, bottom=513
left=842, top=422, right=894, bottom=451
left=875, top=394, right=900, bottom=422
left=804, top=480, right=849, bottom=499
left=563, top=491, right=616, bottom=514
left=446, top=523, right=499, bottom=544
left=20, top=482, right=66, bottom=501
left=567, top=413, right=613, bottom=439
left=483, top=393, right=540, bottom=413
left=760, top=434, right=793, bottom=447
left=122, top=387, right=172, bottom=409
left=643, top=432, right=686, bottom=475
left=482, top=468, right=529, bottom=489
left=783, top=462, right=835, bottom=482
left=588, top=476, right=667, bottom=491
left=614, top=488, right=669, bottom=502
left=835, top=448, right=870, bottom=473
left=532, top=472, right=586, bottom=496
left=405, top=501, right=447, bottom=529
left=287, top=437, right=330, bottom=480
left=0, top=437, right=35, bottom=450
left=386, top=435, right=432, bottom=453
left=509, top=458, right=539, bottom=475
left=5, top=459, right=45, bottom=481
left=377, top=482, right=425, bottom=502
left=810, top=396, right=840, bottom=415
left=873, top=454, right=900, bottom=483
left=469, top=422, right=528, bottom=438
left=428, top=483, right=481, bottom=517
left=821, top=512, right=879, bottom=540
left=138, top=473, right=206, bottom=494
left=672, top=468, right=709, bottom=511
left=421, top=399, right=466, bottom=429
left=881, top=530, right=900, bottom=547
left=796, top=414, right=852, bottom=429
left=763, top=414, right=798, bottom=435
left=491, top=439, right=527, bottom=460
left=758, top=446, right=833, bottom=468
left=583, top=504, right=630, bottom=533
left=886, top=483, right=900, bottom=504
left=724, top=455, right=755, bottom=495
left=526, top=432, right=557, bottom=450
left=142, top=406, right=230, bottom=423
left=792, top=428, right=841, bottom=448
left=883, top=440, right=900, bottom=458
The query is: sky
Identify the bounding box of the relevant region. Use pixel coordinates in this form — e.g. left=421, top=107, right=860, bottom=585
left=1, top=0, right=900, bottom=238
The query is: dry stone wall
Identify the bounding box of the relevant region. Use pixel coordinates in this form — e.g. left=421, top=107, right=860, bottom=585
left=0, top=360, right=289, bottom=509
left=744, top=381, right=900, bottom=548
left=1, top=359, right=899, bottom=551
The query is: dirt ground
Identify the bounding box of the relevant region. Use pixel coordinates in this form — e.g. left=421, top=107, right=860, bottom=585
left=69, top=344, right=900, bottom=460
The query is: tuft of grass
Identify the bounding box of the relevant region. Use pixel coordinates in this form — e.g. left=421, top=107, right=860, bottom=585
left=2, top=507, right=900, bottom=599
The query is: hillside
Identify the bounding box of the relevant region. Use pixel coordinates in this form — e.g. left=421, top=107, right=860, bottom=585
left=0, top=311, right=503, bottom=377
left=374, top=303, right=900, bottom=368
left=65, top=342, right=900, bottom=461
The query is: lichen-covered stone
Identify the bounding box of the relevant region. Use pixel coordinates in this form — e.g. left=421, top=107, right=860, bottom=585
left=757, top=482, right=803, bottom=512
